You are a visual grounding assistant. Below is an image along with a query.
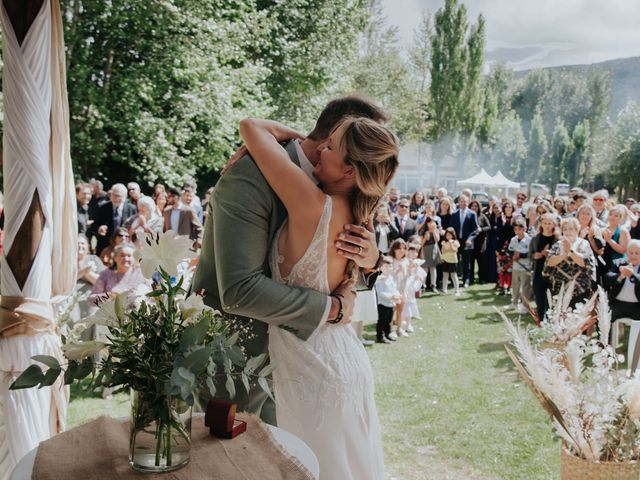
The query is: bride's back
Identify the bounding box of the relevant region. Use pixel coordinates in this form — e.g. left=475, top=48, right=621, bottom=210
left=277, top=194, right=352, bottom=293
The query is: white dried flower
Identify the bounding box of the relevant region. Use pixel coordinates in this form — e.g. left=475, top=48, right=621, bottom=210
left=62, top=341, right=107, bottom=361
left=136, top=230, right=196, bottom=279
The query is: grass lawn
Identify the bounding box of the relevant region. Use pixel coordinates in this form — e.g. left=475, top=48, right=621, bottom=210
left=67, top=283, right=559, bottom=479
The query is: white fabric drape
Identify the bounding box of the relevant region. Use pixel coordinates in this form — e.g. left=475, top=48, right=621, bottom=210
left=0, top=1, right=76, bottom=478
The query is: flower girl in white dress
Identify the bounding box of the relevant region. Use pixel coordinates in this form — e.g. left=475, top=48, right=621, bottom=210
left=238, top=116, right=399, bottom=480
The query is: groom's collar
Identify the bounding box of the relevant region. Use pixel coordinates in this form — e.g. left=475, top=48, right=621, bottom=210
left=293, top=140, right=317, bottom=182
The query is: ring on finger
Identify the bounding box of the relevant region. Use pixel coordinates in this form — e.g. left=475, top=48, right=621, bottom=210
left=357, top=246, right=363, bottom=256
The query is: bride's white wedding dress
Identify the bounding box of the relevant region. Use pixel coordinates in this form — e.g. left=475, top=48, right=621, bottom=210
left=269, top=196, right=384, bottom=480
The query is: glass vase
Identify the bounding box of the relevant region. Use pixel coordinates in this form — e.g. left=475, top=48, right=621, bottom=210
left=128, top=389, right=192, bottom=473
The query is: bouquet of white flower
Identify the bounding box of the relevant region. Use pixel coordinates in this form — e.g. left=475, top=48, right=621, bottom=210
left=11, top=231, right=272, bottom=472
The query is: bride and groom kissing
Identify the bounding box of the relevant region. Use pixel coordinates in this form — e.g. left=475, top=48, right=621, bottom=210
left=190, top=95, right=399, bottom=479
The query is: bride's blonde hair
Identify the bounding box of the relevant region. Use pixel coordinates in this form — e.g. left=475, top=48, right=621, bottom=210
left=332, top=117, right=399, bottom=279
left=333, top=117, right=400, bottom=226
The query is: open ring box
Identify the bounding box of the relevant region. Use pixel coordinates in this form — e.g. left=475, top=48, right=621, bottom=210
left=205, top=399, right=247, bottom=439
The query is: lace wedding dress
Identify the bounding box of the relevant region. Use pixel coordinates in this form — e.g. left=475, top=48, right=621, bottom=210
left=269, top=196, right=384, bottom=480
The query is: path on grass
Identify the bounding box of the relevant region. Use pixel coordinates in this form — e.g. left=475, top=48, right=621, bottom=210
left=367, top=283, right=558, bottom=480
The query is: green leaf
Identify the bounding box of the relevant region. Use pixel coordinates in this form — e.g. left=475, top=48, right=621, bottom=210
left=224, top=331, right=239, bottom=348
left=10, top=365, right=45, bottom=389
left=64, top=362, right=79, bottom=385
left=227, top=345, right=245, bottom=367
left=182, top=347, right=212, bottom=374
left=31, top=355, right=61, bottom=370
left=40, top=368, right=62, bottom=387
left=241, top=372, right=250, bottom=393
left=180, top=316, right=209, bottom=350
left=259, top=364, right=275, bottom=378
left=258, top=377, right=274, bottom=401
left=206, top=377, right=217, bottom=398
left=225, top=374, right=236, bottom=399
left=76, top=358, right=94, bottom=379
left=245, top=353, right=266, bottom=373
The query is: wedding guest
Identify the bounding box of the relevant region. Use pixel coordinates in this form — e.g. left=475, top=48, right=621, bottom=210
left=496, top=240, right=513, bottom=296
left=127, top=196, right=163, bottom=248
left=625, top=198, right=637, bottom=210
left=507, top=219, right=532, bottom=314
left=154, top=190, right=168, bottom=216
left=389, top=238, right=409, bottom=338
left=127, top=182, right=143, bottom=205
left=88, top=179, right=108, bottom=221
left=76, top=182, right=93, bottom=234
left=543, top=217, right=596, bottom=307
left=417, top=199, right=440, bottom=228
left=602, top=204, right=630, bottom=272
left=420, top=217, right=440, bottom=292
left=469, top=200, right=490, bottom=284
left=202, top=186, right=214, bottom=221
left=409, top=190, right=425, bottom=219
left=451, top=194, right=479, bottom=288
left=374, top=256, right=402, bottom=343
left=441, top=227, right=461, bottom=296
left=567, top=198, right=577, bottom=216
left=630, top=204, right=640, bottom=240
left=182, top=184, right=204, bottom=224
left=402, top=244, right=426, bottom=333
left=374, top=204, right=399, bottom=254
left=553, top=197, right=568, bottom=217
left=352, top=289, right=377, bottom=347
left=71, top=234, right=105, bottom=327
left=604, top=239, right=640, bottom=321
left=163, top=187, right=203, bottom=249
left=486, top=203, right=502, bottom=286
left=591, top=190, right=609, bottom=227
left=437, top=196, right=454, bottom=231
left=498, top=201, right=516, bottom=247
left=529, top=213, right=559, bottom=321
left=576, top=204, right=606, bottom=282
left=91, top=183, right=137, bottom=256
left=153, top=183, right=165, bottom=198
left=572, top=191, right=587, bottom=212
left=394, top=199, right=418, bottom=241
left=89, top=243, right=149, bottom=306
left=387, top=187, right=400, bottom=214
left=99, top=227, right=130, bottom=268
left=515, top=192, right=528, bottom=217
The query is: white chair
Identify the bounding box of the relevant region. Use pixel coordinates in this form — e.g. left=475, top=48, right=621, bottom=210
left=611, top=318, right=640, bottom=376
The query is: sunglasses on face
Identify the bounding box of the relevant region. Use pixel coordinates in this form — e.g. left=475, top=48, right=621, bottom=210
left=593, top=198, right=604, bottom=202
left=116, top=233, right=129, bottom=238
left=398, top=205, right=409, bottom=209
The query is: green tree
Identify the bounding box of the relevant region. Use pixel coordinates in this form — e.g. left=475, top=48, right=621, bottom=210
left=429, top=0, right=485, bottom=172
left=62, top=0, right=271, bottom=186
left=610, top=140, right=640, bottom=199
left=525, top=110, right=547, bottom=194
left=486, top=63, right=513, bottom=117
left=547, top=118, right=573, bottom=193
left=567, top=120, right=591, bottom=188
left=493, top=110, right=526, bottom=179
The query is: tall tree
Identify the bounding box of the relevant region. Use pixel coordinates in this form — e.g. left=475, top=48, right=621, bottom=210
left=525, top=110, right=547, bottom=195
left=493, top=110, right=526, bottom=179
left=429, top=0, right=485, bottom=174
left=547, top=118, right=573, bottom=193
left=567, top=120, right=590, bottom=188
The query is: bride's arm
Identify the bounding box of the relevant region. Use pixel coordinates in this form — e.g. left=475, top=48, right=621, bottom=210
left=239, top=118, right=326, bottom=218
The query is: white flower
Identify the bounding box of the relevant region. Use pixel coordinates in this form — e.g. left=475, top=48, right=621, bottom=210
left=62, top=341, right=107, bottom=361
left=81, top=294, right=124, bottom=329
left=178, top=293, right=212, bottom=322
left=136, top=231, right=196, bottom=279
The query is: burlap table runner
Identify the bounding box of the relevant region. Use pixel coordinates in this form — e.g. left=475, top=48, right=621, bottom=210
left=32, top=413, right=315, bottom=480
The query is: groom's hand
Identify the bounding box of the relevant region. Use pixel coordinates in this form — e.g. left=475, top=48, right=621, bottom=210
left=336, top=220, right=379, bottom=270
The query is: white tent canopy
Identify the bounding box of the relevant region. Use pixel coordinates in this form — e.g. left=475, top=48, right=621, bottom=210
left=491, top=171, right=521, bottom=189
left=456, top=168, right=495, bottom=187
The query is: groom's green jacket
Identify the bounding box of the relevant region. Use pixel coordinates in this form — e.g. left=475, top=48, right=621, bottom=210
left=190, top=141, right=328, bottom=424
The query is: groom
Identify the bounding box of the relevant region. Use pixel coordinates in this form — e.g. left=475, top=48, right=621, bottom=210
left=191, top=95, right=388, bottom=424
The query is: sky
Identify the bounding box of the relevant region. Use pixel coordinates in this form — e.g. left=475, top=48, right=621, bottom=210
left=381, top=0, right=640, bottom=70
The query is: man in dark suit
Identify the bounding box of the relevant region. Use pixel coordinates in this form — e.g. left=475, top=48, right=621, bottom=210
left=91, top=183, right=137, bottom=255
left=450, top=194, right=479, bottom=287
left=604, top=240, right=640, bottom=321
left=394, top=199, right=417, bottom=241
left=163, top=187, right=203, bottom=248
left=76, top=182, right=92, bottom=234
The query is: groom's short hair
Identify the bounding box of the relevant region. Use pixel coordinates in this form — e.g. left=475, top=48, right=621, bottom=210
left=307, top=95, right=389, bottom=141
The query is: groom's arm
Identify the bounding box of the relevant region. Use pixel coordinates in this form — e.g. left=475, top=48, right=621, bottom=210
left=212, top=155, right=332, bottom=340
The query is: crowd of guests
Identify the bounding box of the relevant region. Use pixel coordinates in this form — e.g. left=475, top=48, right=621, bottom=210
left=370, top=185, right=640, bottom=343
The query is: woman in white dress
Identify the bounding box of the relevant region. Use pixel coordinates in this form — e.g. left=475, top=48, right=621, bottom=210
left=239, top=117, right=399, bottom=480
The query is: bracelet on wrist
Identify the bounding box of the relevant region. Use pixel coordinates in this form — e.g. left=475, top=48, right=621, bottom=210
left=328, top=294, right=344, bottom=324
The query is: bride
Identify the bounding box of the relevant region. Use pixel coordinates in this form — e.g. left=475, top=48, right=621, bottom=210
left=239, top=116, right=399, bottom=479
